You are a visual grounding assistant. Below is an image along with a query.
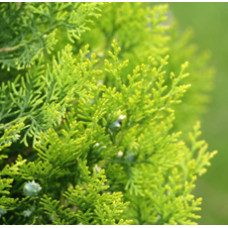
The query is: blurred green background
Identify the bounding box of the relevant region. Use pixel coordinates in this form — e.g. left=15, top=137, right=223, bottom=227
left=169, top=3, right=228, bottom=225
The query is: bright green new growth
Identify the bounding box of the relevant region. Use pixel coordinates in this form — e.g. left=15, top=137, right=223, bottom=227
left=0, top=3, right=216, bottom=225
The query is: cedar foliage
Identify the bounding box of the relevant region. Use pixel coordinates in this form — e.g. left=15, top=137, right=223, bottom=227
left=0, top=2, right=216, bottom=225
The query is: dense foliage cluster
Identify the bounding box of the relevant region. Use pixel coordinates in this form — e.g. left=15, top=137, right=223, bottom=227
left=0, top=3, right=216, bottom=225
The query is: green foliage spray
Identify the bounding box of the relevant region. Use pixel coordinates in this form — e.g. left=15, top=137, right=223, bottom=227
left=0, top=3, right=216, bottom=225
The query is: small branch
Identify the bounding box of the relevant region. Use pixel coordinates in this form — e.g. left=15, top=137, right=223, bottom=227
left=0, top=45, right=20, bottom=53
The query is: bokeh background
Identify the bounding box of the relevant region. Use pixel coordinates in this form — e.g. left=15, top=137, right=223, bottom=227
left=169, top=3, right=228, bottom=225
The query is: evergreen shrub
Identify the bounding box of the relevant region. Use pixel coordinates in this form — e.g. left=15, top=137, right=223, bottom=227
left=0, top=2, right=217, bottom=225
